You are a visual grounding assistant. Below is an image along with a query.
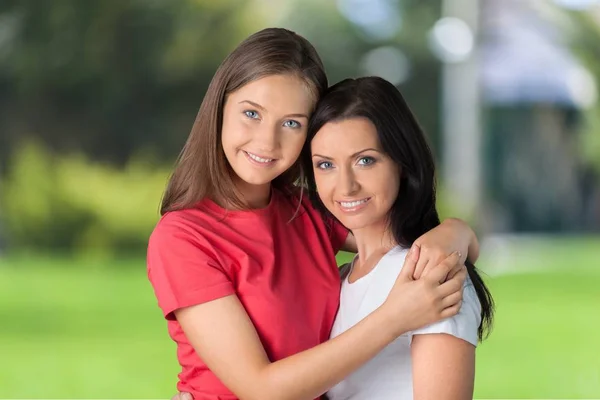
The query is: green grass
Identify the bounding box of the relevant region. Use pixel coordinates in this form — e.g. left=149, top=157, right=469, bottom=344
left=0, top=257, right=179, bottom=398
left=1, top=237, right=599, bottom=398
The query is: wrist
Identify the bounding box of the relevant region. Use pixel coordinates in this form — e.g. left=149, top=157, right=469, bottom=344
left=374, top=303, right=408, bottom=340
left=442, top=217, right=467, bottom=231
left=442, top=218, right=475, bottom=261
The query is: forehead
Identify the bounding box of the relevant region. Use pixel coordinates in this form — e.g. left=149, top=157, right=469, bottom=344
left=228, top=74, right=315, bottom=113
left=311, top=117, right=381, bottom=154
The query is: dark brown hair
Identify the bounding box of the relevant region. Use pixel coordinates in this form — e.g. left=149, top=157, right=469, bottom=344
left=161, top=28, right=328, bottom=214
left=304, top=77, right=494, bottom=340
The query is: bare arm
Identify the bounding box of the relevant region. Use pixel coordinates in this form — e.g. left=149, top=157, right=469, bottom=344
left=175, top=248, right=466, bottom=400
left=411, top=334, right=476, bottom=400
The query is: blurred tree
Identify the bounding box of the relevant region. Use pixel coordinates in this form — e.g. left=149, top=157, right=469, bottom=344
left=0, top=0, right=263, bottom=166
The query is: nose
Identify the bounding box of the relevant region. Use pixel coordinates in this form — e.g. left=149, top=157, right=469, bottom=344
left=254, top=123, right=280, bottom=154
left=338, top=165, right=360, bottom=196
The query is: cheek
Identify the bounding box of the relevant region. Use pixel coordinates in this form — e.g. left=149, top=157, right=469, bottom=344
left=220, top=118, right=235, bottom=148
left=221, top=119, right=249, bottom=149
left=367, top=168, right=400, bottom=204
left=382, top=171, right=401, bottom=205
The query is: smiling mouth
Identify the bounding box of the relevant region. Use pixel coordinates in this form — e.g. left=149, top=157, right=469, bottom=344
left=336, top=198, right=371, bottom=212
left=243, top=151, right=277, bottom=165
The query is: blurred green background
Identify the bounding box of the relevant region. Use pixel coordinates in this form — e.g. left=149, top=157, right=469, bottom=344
left=1, top=0, right=600, bottom=398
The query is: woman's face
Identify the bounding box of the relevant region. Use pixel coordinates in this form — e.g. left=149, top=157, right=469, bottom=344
left=311, top=117, right=401, bottom=231
left=221, top=74, right=314, bottom=188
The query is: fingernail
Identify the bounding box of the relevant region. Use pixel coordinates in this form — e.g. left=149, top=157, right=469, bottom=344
left=411, top=244, right=420, bottom=258
left=454, top=251, right=461, bottom=258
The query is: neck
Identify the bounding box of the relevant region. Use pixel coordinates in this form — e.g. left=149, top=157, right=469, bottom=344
left=352, top=219, right=396, bottom=263
left=233, top=178, right=272, bottom=209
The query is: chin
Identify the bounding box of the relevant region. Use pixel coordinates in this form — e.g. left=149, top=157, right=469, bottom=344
left=336, top=214, right=384, bottom=231
left=332, top=216, right=366, bottom=231
left=239, top=168, right=288, bottom=185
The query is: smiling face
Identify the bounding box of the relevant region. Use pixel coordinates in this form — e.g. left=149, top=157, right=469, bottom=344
left=221, top=74, right=315, bottom=193
left=311, top=117, right=401, bottom=231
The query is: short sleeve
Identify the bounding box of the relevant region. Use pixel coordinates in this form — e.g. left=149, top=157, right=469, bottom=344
left=147, top=214, right=235, bottom=320
left=410, top=277, right=481, bottom=346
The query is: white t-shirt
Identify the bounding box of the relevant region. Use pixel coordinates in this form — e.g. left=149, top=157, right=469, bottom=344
left=328, top=246, right=481, bottom=400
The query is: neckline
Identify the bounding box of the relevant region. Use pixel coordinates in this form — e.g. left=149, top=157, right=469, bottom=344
left=199, top=188, right=278, bottom=218
left=346, top=245, right=404, bottom=286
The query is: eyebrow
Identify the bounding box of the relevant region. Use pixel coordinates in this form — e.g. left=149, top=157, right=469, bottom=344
left=312, top=148, right=382, bottom=159
left=238, top=100, right=309, bottom=119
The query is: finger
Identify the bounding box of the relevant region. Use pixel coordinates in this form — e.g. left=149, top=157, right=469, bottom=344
left=413, top=248, right=429, bottom=280
left=419, top=247, right=448, bottom=279
left=400, top=244, right=420, bottom=280
left=437, top=267, right=467, bottom=297
left=447, top=262, right=464, bottom=280
left=441, top=289, right=463, bottom=309
left=424, top=251, right=461, bottom=283
left=440, top=301, right=462, bottom=319
left=416, top=258, right=437, bottom=281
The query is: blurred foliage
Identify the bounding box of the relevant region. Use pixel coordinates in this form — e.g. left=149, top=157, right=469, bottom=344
left=0, top=141, right=169, bottom=256
left=0, top=0, right=444, bottom=167
left=0, top=0, right=265, bottom=165
left=567, top=9, right=600, bottom=174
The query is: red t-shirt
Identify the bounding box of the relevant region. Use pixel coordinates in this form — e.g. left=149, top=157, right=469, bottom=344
left=147, top=189, right=348, bottom=399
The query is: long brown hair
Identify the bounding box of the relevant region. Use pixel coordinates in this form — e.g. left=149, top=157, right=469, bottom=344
left=161, top=28, right=328, bottom=215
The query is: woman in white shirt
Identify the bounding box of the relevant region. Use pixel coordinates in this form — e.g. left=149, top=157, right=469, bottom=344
left=303, top=76, right=495, bottom=400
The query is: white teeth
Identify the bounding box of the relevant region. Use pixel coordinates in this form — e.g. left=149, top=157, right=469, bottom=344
left=246, top=152, right=274, bottom=163
left=340, top=199, right=369, bottom=208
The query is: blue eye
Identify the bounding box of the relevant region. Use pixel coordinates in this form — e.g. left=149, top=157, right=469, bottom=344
left=316, top=161, right=333, bottom=170
left=357, top=156, right=375, bottom=166
left=244, top=110, right=259, bottom=119
left=283, top=120, right=301, bottom=129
